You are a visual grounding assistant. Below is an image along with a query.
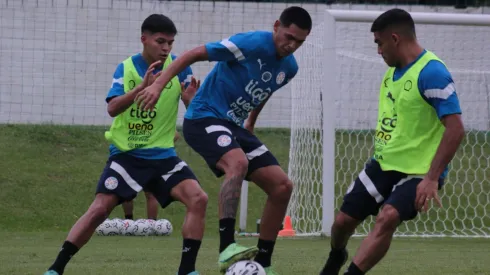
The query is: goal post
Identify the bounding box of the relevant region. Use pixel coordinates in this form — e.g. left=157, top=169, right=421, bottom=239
left=286, top=9, right=490, bottom=238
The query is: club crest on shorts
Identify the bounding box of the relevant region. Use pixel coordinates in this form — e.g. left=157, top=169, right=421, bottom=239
left=104, top=176, right=118, bottom=190
left=217, top=135, right=232, bottom=147
left=276, top=71, right=286, bottom=85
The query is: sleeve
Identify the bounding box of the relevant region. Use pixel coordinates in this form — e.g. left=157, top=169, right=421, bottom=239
left=418, top=60, right=462, bottom=119
left=106, top=62, right=125, bottom=103
left=205, top=31, right=264, bottom=62
left=174, top=54, right=193, bottom=89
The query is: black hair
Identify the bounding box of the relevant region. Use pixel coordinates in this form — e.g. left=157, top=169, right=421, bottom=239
left=141, top=14, right=177, bottom=35
left=370, top=8, right=416, bottom=38
left=279, top=6, right=312, bottom=32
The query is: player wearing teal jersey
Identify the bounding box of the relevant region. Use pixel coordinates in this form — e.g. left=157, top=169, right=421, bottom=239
left=320, top=9, right=465, bottom=275
left=44, top=14, right=206, bottom=275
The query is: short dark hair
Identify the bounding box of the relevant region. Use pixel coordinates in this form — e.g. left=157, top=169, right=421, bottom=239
left=370, top=8, right=416, bottom=38
left=141, top=14, right=177, bottom=35
left=279, top=6, right=313, bottom=32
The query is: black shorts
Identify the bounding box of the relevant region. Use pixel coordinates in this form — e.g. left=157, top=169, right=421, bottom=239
left=96, top=154, right=198, bottom=208
left=183, top=117, right=279, bottom=178
left=340, top=159, right=444, bottom=222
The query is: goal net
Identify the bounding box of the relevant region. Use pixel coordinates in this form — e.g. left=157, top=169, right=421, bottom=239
left=288, top=10, right=490, bottom=237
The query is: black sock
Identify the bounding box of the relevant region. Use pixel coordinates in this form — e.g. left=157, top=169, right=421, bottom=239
left=219, top=218, right=236, bottom=253
left=254, top=239, right=275, bottom=268
left=125, top=214, right=133, bottom=220
left=178, top=239, right=202, bottom=275
left=321, top=246, right=348, bottom=274
left=48, top=241, right=79, bottom=274
left=344, top=262, right=364, bottom=275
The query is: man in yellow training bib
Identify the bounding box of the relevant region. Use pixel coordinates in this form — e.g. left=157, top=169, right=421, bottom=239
left=44, top=14, right=206, bottom=275
left=320, top=9, right=465, bottom=275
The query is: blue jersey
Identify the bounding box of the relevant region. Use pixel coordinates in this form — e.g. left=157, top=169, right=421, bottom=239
left=393, top=50, right=462, bottom=178
left=106, top=53, right=193, bottom=159
left=184, top=31, right=298, bottom=126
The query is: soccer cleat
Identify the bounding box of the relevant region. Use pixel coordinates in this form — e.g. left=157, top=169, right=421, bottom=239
left=218, top=243, right=259, bottom=273
left=319, top=248, right=348, bottom=275
left=43, top=271, right=59, bottom=275
left=264, top=266, right=279, bottom=275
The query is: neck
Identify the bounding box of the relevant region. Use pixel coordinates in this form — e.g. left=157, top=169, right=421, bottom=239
left=141, top=51, right=157, bottom=65
left=398, top=41, right=424, bottom=68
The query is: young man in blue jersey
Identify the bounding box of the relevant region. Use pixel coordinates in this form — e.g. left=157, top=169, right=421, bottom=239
left=44, top=14, right=207, bottom=275
left=319, top=9, right=465, bottom=275
left=136, top=6, right=312, bottom=274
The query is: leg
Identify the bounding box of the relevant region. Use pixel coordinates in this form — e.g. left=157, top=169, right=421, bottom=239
left=122, top=200, right=134, bottom=219
left=144, top=191, right=159, bottom=220
left=321, top=160, right=402, bottom=275
left=45, top=154, right=154, bottom=275
left=248, top=165, right=292, bottom=269
left=182, top=118, right=258, bottom=273
left=171, top=179, right=208, bottom=275
left=46, top=193, right=119, bottom=275
left=215, top=148, right=249, bottom=251
left=345, top=177, right=427, bottom=274
left=150, top=156, right=207, bottom=275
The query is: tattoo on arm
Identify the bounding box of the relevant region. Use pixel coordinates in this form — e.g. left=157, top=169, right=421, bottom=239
left=219, top=176, right=242, bottom=219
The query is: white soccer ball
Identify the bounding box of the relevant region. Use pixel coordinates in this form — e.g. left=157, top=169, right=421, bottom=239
left=95, top=219, right=120, bottom=236
left=128, top=219, right=154, bottom=236
left=153, top=219, right=173, bottom=236
left=119, top=219, right=135, bottom=235
left=225, top=260, right=266, bottom=275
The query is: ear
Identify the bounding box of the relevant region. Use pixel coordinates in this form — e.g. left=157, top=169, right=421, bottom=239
left=141, top=34, right=146, bottom=44
left=273, top=20, right=281, bottom=33
left=391, top=33, right=400, bottom=46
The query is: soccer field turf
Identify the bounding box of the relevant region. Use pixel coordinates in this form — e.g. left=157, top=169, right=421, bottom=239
left=0, top=232, right=489, bottom=275
left=0, top=124, right=488, bottom=274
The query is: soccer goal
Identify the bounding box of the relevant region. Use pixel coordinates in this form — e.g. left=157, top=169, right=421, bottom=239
left=284, top=9, right=490, bottom=238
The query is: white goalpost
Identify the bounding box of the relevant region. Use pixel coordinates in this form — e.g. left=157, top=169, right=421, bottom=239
left=284, top=9, right=490, bottom=238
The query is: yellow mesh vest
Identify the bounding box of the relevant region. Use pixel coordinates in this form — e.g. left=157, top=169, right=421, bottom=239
left=104, top=55, right=181, bottom=151
left=374, top=51, right=446, bottom=174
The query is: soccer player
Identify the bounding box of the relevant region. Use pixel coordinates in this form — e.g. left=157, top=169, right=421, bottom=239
left=43, top=14, right=207, bottom=275
left=136, top=6, right=312, bottom=275
left=319, top=9, right=465, bottom=275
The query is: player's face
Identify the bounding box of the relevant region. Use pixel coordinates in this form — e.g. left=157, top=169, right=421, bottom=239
left=373, top=30, right=401, bottom=67
left=141, top=32, right=175, bottom=63
left=273, top=21, right=309, bottom=57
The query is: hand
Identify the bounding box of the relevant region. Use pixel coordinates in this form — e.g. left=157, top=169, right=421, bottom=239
left=135, top=83, right=162, bottom=111
left=244, top=119, right=254, bottom=134
left=415, top=177, right=442, bottom=213
left=181, top=77, right=200, bottom=105
left=141, top=60, right=162, bottom=88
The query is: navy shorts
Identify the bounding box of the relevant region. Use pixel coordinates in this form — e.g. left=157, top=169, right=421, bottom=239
left=340, top=159, right=444, bottom=222
left=96, top=154, right=198, bottom=208
left=183, top=117, right=279, bottom=178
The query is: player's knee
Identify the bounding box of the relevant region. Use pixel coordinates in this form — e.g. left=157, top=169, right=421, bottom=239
left=89, top=202, right=111, bottom=224
left=375, top=205, right=400, bottom=233
left=269, top=178, right=293, bottom=203
left=334, top=211, right=360, bottom=232
left=187, top=191, right=208, bottom=215
left=144, top=191, right=156, bottom=200
left=219, top=150, right=249, bottom=177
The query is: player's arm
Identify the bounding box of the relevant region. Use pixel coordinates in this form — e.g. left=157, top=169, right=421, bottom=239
left=419, top=61, right=465, bottom=181
left=176, top=62, right=199, bottom=108
left=137, top=32, right=262, bottom=110
left=105, top=63, right=143, bottom=117
left=245, top=97, right=270, bottom=133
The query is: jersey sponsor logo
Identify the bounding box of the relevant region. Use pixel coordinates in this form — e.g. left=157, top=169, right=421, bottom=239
left=104, top=176, right=118, bottom=190
left=127, top=107, right=158, bottom=145
left=217, top=135, right=232, bottom=147
left=244, top=80, right=271, bottom=104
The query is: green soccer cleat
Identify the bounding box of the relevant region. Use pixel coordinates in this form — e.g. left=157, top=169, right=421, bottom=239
left=264, top=266, right=279, bottom=275
left=43, top=271, right=59, bottom=275
left=218, top=243, right=259, bottom=273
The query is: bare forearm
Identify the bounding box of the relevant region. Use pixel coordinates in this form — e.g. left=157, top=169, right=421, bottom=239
left=107, top=85, right=144, bottom=117
left=154, top=46, right=208, bottom=90
left=426, top=119, right=465, bottom=180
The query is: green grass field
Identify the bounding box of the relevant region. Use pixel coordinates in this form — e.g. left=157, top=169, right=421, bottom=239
left=0, top=124, right=489, bottom=275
